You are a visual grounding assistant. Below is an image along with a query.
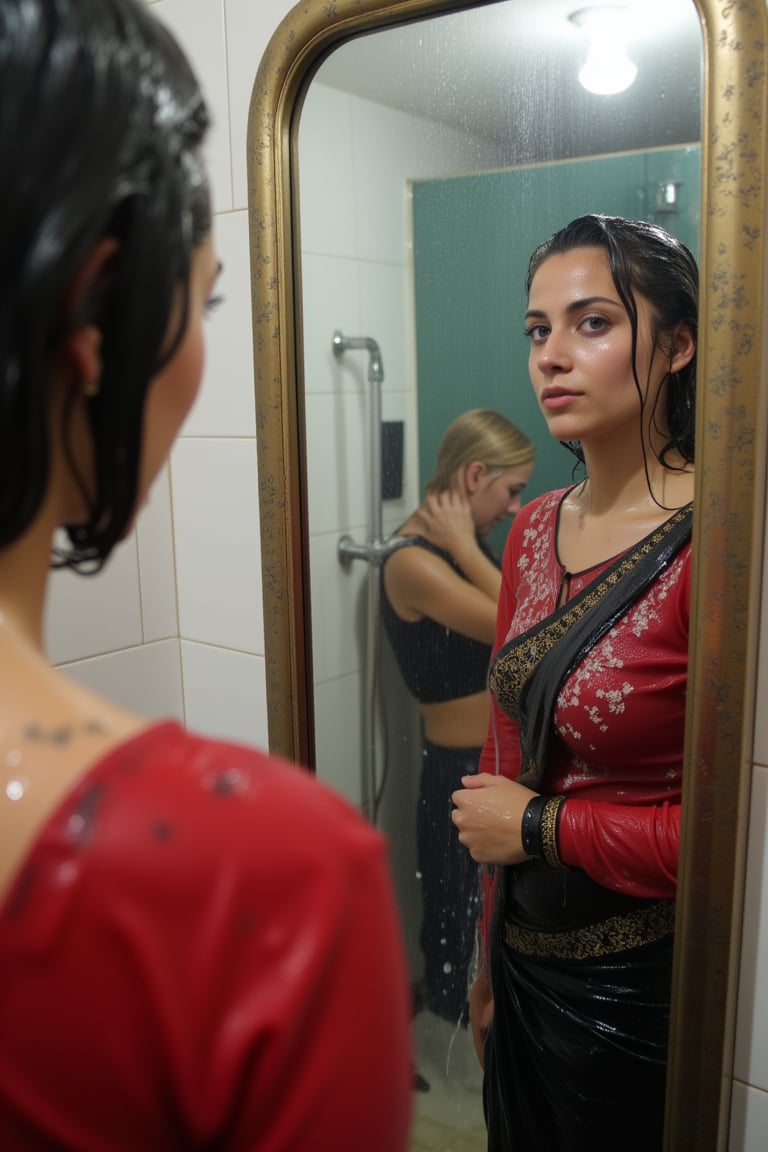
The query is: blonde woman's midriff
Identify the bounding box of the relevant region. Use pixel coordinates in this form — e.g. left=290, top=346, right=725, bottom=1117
left=419, top=689, right=490, bottom=749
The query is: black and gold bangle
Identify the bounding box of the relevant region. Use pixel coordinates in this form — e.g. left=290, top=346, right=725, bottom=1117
left=520, top=794, right=566, bottom=868
left=520, top=794, right=548, bottom=857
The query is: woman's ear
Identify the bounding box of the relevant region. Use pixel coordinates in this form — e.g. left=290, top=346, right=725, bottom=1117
left=670, top=323, right=696, bottom=373
left=65, top=325, right=103, bottom=396
left=463, top=460, right=487, bottom=494
left=59, top=237, right=120, bottom=396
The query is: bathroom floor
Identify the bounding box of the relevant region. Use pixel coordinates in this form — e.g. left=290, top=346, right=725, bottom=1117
left=409, top=1009, right=486, bottom=1152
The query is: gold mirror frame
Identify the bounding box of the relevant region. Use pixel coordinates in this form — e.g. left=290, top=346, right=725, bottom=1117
left=247, top=1, right=768, bottom=1147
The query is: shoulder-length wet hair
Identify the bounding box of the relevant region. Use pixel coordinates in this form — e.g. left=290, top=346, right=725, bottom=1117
left=526, top=213, right=698, bottom=469
left=0, top=0, right=211, bottom=568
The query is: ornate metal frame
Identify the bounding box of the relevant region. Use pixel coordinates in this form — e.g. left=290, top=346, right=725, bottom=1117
left=247, top=2, right=768, bottom=1146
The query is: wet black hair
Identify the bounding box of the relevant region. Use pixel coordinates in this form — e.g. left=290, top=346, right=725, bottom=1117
left=0, top=0, right=211, bottom=568
left=526, top=213, right=698, bottom=470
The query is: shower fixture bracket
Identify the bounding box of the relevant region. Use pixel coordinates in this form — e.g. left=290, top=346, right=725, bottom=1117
left=338, top=534, right=409, bottom=570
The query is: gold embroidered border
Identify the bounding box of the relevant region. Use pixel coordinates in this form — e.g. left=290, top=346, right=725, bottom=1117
left=503, top=899, right=676, bottom=961
left=540, top=795, right=565, bottom=868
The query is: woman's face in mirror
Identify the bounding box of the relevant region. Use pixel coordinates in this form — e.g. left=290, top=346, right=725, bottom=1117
left=525, top=246, right=666, bottom=448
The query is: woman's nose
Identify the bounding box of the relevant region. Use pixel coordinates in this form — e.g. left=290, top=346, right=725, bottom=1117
left=535, top=329, right=571, bottom=372
left=507, top=495, right=522, bottom=514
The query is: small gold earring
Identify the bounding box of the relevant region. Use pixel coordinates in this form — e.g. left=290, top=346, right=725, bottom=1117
left=83, top=377, right=101, bottom=398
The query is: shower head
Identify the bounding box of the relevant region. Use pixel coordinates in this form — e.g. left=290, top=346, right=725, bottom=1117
left=332, top=329, right=384, bottom=384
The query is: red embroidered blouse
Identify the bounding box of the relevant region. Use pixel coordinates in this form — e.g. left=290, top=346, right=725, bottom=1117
left=0, top=722, right=412, bottom=1150
left=480, top=489, right=690, bottom=899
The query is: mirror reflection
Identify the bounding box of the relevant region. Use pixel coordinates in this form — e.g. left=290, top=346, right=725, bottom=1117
left=296, top=1, right=703, bottom=1145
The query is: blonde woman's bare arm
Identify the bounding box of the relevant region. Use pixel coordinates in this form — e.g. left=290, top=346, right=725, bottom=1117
left=410, top=491, right=502, bottom=602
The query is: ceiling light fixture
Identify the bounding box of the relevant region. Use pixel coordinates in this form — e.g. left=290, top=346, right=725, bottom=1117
left=569, top=6, right=638, bottom=96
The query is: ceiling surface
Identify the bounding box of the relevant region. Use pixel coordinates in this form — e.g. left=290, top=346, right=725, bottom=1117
left=314, top=0, right=703, bottom=164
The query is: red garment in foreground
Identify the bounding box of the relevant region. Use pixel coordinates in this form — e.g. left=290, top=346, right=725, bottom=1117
left=480, top=488, right=691, bottom=899
left=0, top=722, right=412, bottom=1151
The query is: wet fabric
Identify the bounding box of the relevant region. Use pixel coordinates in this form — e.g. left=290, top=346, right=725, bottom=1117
left=483, top=867, right=673, bottom=1152
left=480, top=489, right=691, bottom=899
left=381, top=535, right=498, bottom=702
left=490, top=501, right=693, bottom=790
left=477, top=490, right=692, bottom=1150
left=418, top=740, right=481, bottom=1022
left=0, top=722, right=412, bottom=1151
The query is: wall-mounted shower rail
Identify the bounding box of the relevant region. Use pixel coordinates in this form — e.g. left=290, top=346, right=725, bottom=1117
left=331, top=330, right=406, bottom=823
left=333, top=329, right=386, bottom=547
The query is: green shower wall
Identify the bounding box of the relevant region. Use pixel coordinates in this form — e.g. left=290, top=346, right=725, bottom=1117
left=411, top=146, right=700, bottom=553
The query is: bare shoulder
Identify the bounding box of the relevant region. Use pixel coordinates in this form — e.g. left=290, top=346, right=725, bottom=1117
left=0, top=665, right=146, bottom=901
left=384, top=538, right=453, bottom=611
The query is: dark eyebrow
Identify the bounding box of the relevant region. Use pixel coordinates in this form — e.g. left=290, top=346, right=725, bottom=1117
left=524, top=295, right=621, bottom=322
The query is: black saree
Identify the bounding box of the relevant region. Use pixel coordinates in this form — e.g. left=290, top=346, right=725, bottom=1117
left=481, top=504, right=692, bottom=1152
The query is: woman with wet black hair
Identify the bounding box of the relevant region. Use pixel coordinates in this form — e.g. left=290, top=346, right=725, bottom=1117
left=452, top=214, right=698, bottom=1151
left=0, top=2, right=412, bottom=1148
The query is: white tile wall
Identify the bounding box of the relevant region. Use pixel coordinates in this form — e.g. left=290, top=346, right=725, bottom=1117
left=734, top=765, right=768, bottom=1090
left=223, top=0, right=299, bottom=210
left=152, top=0, right=233, bottom=213
left=301, top=253, right=366, bottom=394
left=357, top=261, right=413, bottom=395
left=170, top=436, right=263, bottom=654
left=180, top=638, right=267, bottom=745
left=305, top=391, right=370, bottom=535
left=730, top=1081, right=768, bottom=1152
left=297, top=85, right=359, bottom=259
left=46, top=536, right=143, bottom=664
left=136, top=468, right=178, bottom=643
left=309, top=530, right=369, bottom=684
left=45, top=7, right=768, bottom=1146
left=60, top=640, right=185, bottom=722
left=314, top=670, right=365, bottom=807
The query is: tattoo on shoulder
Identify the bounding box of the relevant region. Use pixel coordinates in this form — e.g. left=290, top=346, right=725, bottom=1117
left=23, top=719, right=110, bottom=746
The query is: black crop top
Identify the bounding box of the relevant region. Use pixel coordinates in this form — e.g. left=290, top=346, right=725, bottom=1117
left=380, top=537, right=499, bottom=704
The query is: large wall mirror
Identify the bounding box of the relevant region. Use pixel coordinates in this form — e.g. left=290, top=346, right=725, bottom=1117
left=248, top=1, right=768, bottom=1148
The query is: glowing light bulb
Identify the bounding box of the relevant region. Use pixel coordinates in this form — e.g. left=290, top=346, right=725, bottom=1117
left=570, top=6, right=638, bottom=96
left=579, top=42, right=637, bottom=94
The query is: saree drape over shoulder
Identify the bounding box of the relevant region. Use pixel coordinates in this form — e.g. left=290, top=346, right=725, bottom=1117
left=478, top=489, right=692, bottom=1152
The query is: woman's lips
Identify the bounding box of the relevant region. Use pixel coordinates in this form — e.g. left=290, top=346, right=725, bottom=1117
left=541, top=387, right=580, bottom=410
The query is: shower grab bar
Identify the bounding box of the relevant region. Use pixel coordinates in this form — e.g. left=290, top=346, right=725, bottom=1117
left=331, top=330, right=404, bottom=823
left=333, top=329, right=385, bottom=545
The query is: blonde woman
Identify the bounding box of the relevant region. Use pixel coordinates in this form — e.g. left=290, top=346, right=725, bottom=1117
left=382, top=409, right=534, bottom=1026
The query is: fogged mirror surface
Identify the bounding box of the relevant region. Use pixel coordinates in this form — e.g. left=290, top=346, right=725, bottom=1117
left=296, top=1, right=702, bottom=1145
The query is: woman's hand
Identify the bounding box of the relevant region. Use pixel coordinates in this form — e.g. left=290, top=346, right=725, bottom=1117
left=410, top=489, right=475, bottom=554
left=468, top=967, right=494, bottom=1069
left=451, top=773, right=537, bottom=865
